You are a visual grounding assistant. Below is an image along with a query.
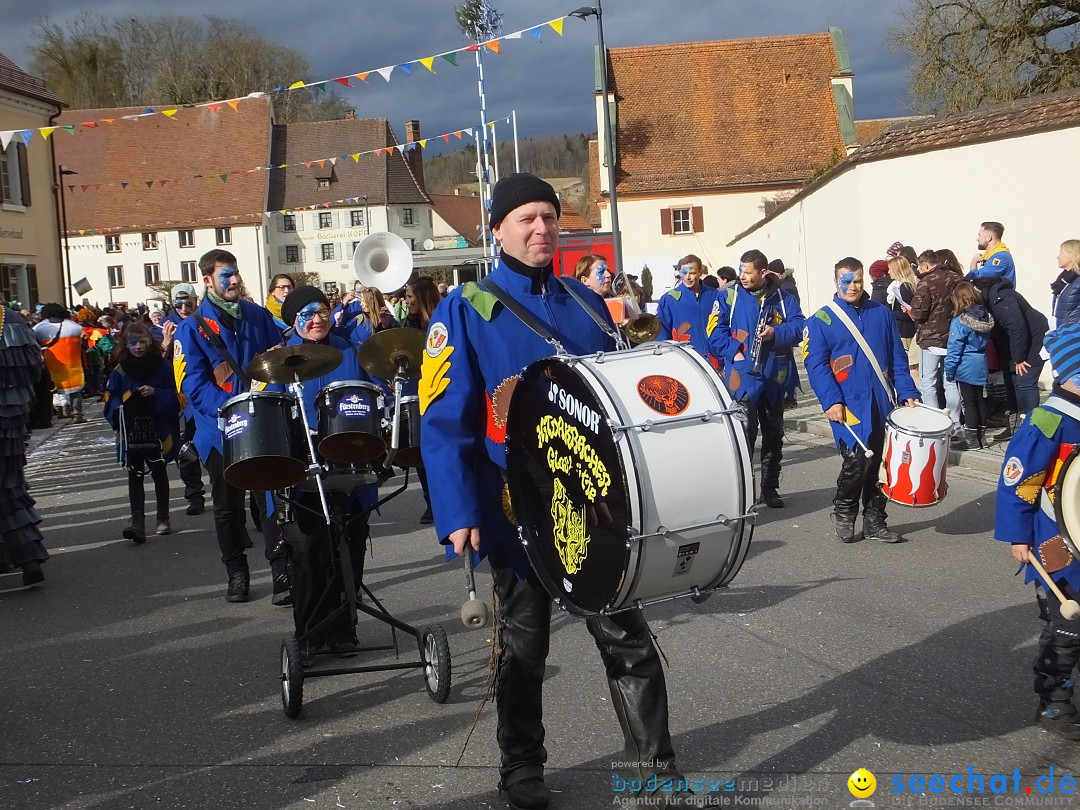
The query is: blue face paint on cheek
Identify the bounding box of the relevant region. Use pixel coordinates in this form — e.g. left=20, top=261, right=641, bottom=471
left=217, top=267, right=238, bottom=289
left=838, top=272, right=857, bottom=290
left=594, top=264, right=609, bottom=281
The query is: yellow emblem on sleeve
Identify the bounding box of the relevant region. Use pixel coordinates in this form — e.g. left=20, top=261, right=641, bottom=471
left=419, top=346, right=455, bottom=415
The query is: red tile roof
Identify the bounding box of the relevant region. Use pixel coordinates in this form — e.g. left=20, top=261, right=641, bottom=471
left=54, top=100, right=274, bottom=233
left=0, top=52, right=62, bottom=108
left=268, top=118, right=429, bottom=211
left=607, top=33, right=846, bottom=194
left=559, top=201, right=594, bottom=232
left=854, top=116, right=926, bottom=146
left=430, top=193, right=483, bottom=246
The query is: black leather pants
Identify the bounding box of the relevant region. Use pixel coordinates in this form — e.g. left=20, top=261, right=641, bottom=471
left=489, top=545, right=678, bottom=788
left=1034, top=580, right=1080, bottom=707
left=832, top=413, right=887, bottom=522
left=744, top=394, right=785, bottom=490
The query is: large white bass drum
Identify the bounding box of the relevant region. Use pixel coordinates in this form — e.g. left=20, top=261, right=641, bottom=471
left=505, top=342, right=754, bottom=616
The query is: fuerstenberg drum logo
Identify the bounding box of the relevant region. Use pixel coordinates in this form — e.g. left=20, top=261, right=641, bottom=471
left=224, top=412, right=248, bottom=440
left=637, top=375, right=690, bottom=416
left=337, top=393, right=370, bottom=418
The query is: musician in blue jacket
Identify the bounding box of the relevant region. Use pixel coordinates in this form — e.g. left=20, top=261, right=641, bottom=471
left=710, top=249, right=805, bottom=508
left=172, top=250, right=284, bottom=603
left=281, top=287, right=380, bottom=662
left=655, top=254, right=723, bottom=368
left=805, top=257, right=921, bottom=544
left=160, top=283, right=205, bottom=515
left=420, top=174, right=696, bottom=810
left=994, top=323, right=1080, bottom=740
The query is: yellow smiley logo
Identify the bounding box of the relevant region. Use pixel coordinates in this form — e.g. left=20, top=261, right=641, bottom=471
left=848, top=769, right=876, bottom=798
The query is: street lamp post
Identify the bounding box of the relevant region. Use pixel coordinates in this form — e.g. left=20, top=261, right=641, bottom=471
left=57, top=165, right=78, bottom=308
left=570, top=1, right=623, bottom=273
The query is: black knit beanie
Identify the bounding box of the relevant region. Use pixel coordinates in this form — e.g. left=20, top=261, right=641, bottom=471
left=281, top=285, right=326, bottom=327
left=489, top=172, right=561, bottom=228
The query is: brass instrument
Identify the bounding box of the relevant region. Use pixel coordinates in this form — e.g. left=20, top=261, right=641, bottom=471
left=749, top=307, right=769, bottom=376
left=611, top=270, right=661, bottom=345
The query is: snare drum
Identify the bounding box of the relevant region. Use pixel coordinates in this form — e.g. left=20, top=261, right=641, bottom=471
left=315, top=381, right=386, bottom=464
left=219, top=391, right=306, bottom=490
left=388, top=395, right=422, bottom=468
left=294, top=462, right=378, bottom=494
left=505, top=342, right=754, bottom=616
left=880, top=405, right=952, bottom=507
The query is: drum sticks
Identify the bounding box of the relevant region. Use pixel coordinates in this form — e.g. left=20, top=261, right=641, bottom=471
left=460, top=552, right=489, bottom=629
left=843, top=423, right=874, bottom=459
left=1026, top=554, right=1080, bottom=620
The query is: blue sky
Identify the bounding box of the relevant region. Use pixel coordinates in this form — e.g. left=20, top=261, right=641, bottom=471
left=2, top=0, right=914, bottom=146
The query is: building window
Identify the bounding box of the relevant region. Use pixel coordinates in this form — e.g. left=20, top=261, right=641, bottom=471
left=179, top=229, right=194, bottom=248
left=350, top=241, right=361, bottom=257
left=321, top=243, right=335, bottom=261
left=283, top=214, right=296, bottom=232
left=0, top=143, right=29, bottom=205
left=350, top=210, right=364, bottom=227
left=324, top=282, right=338, bottom=294
left=144, top=263, right=160, bottom=285
left=285, top=245, right=299, bottom=263
left=318, top=212, right=333, bottom=229
left=108, top=266, right=124, bottom=288
left=672, top=209, right=692, bottom=234
left=105, top=235, right=120, bottom=253
left=402, top=208, right=414, bottom=226
left=215, top=227, right=231, bottom=245
left=661, top=206, right=703, bottom=236
left=180, top=261, right=198, bottom=282
left=142, top=232, right=158, bottom=250
left=318, top=178, right=330, bottom=190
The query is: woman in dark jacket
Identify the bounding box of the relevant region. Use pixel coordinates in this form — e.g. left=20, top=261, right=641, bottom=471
left=869, top=260, right=891, bottom=305
left=1051, top=239, right=1080, bottom=327
left=971, top=276, right=1049, bottom=437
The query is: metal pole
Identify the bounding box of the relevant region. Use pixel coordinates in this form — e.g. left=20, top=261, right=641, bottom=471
left=490, top=120, right=500, bottom=182
left=594, top=0, right=624, bottom=274
left=57, top=167, right=74, bottom=308
left=474, top=31, right=495, bottom=257
left=511, top=110, right=521, bottom=173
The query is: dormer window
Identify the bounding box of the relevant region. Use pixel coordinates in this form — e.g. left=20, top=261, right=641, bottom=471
left=318, top=179, right=330, bottom=190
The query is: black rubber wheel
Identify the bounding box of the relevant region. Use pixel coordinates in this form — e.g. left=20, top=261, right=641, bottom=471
left=281, top=637, right=304, bottom=719
left=422, top=625, right=451, bottom=703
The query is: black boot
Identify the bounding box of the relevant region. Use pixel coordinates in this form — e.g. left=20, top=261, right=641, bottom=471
left=271, top=559, right=292, bottom=607
left=1037, top=703, right=1080, bottom=740
left=21, top=561, right=44, bottom=587
left=835, top=512, right=860, bottom=543
left=761, top=488, right=784, bottom=509
left=994, top=413, right=1018, bottom=442
left=501, top=778, right=550, bottom=810
left=950, top=427, right=978, bottom=451
left=863, top=511, right=903, bottom=543
left=123, top=513, right=147, bottom=544
left=226, top=569, right=250, bottom=602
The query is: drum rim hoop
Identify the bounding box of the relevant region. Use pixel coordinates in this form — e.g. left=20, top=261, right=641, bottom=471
left=317, top=379, right=384, bottom=397
left=221, top=390, right=296, bottom=407
left=1054, top=447, right=1080, bottom=557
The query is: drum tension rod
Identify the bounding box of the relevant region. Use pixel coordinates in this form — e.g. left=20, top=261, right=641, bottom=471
left=608, top=407, right=742, bottom=433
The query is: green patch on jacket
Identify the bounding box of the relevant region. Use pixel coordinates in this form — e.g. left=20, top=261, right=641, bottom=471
left=813, top=309, right=833, bottom=326
left=462, top=282, right=499, bottom=321
left=666, top=289, right=683, bottom=302
left=1029, top=407, right=1062, bottom=440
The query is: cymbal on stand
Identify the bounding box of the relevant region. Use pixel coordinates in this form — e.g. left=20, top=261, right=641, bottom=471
left=247, top=344, right=343, bottom=384
left=358, top=328, right=425, bottom=380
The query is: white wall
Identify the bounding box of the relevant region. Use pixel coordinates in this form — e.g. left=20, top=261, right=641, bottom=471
left=66, top=224, right=263, bottom=309
left=601, top=188, right=799, bottom=295
left=728, top=127, right=1080, bottom=319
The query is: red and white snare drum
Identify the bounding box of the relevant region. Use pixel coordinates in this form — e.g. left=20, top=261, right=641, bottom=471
left=880, top=404, right=952, bottom=507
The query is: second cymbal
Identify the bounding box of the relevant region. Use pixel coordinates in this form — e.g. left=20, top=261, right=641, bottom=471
left=358, top=328, right=426, bottom=380
left=247, top=343, right=342, bottom=384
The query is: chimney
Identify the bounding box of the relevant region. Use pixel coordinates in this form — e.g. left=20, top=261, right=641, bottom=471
left=344, top=109, right=356, bottom=120
left=404, top=119, right=425, bottom=192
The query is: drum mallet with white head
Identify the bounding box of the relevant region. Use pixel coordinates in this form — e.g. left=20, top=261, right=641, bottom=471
left=1027, top=554, right=1080, bottom=620
left=843, top=423, right=874, bottom=459
left=460, top=552, right=489, bottom=629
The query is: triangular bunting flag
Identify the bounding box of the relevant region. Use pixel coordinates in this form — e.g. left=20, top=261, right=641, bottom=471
left=142, top=107, right=155, bottom=115
left=488, top=121, right=495, bottom=128
left=160, top=180, right=168, bottom=188
left=0, top=132, right=13, bottom=150
left=162, top=110, right=178, bottom=118
left=81, top=121, right=98, bottom=129
left=17, top=130, right=33, bottom=144
left=219, top=174, right=228, bottom=182
left=463, top=128, right=473, bottom=137
left=484, top=40, right=501, bottom=54
left=419, top=57, right=435, bottom=73
left=94, top=184, right=102, bottom=190
left=328, top=157, right=337, bottom=165
left=316, top=160, right=326, bottom=168
left=303, top=161, right=313, bottom=168
left=80, top=184, right=90, bottom=192
left=78, top=230, right=86, bottom=236
left=120, top=182, right=129, bottom=189
left=351, top=153, right=361, bottom=162
left=418, top=139, right=427, bottom=148
left=354, top=72, right=369, bottom=82
left=40, top=127, right=58, bottom=140
left=549, top=19, right=564, bottom=35
left=465, top=44, right=478, bottom=52
left=310, top=82, right=326, bottom=94
left=62, top=125, right=75, bottom=135
left=399, top=63, right=413, bottom=76
left=226, top=100, right=241, bottom=112
left=102, top=118, right=115, bottom=125
left=374, top=148, right=383, bottom=157
left=441, top=53, right=459, bottom=66
left=288, top=80, right=305, bottom=89
left=207, top=104, right=221, bottom=112
left=333, top=77, right=351, bottom=87
left=441, top=134, right=450, bottom=142
left=528, top=27, right=542, bottom=41
left=376, top=66, right=394, bottom=82
left=146, top=181, right=154, bottom=188
left=66, top=185, right=75, bottom=193
left=505, top=31, right=522, bottom=40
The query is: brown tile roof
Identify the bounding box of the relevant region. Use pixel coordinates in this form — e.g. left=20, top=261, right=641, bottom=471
left=608, top=33, right=846, bottom=195
left=54, top=100, right=274, bottom=233
left=430, top=193, right=483, bottom=246
left=559, top=201, right=593, bottom=232
left=268, top=118, right=429, bottom=211
left=853, top=117, right=925, bottom=145
left=729, top=88, right=1080, bottom=245
left=0, top=52, right=62, bottom=108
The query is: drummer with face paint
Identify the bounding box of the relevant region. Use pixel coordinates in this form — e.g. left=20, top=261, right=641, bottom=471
left=804, top=257, right=921, bottom=544
left=419, top=173, right=710, bottom=809
left=655, top=254, right=724, bottom=369
left=172, top=249, right=284, bottom=603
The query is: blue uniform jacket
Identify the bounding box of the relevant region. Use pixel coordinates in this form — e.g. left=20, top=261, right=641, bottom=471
left=103, top=358, right=181, bottom=464
left=944, top=307, right=993, bottom=385
left=419, top=263, right=615, bottom=576
left=172, top=299, right=282, bottom=463
left=332, top=310, right=398, bottom=347
left=165, top=312, right=194, bottom=418
left=655, top=284, right=723, bottom=367
left=805, top=294, right=920, bottom=450
left=710, top=281, right=805, bottom=404
left=994, top=391, right=1080, bottom=591
left=967, top=244, right=1016, bottom=287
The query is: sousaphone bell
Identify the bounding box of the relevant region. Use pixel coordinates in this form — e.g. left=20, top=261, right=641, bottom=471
left=352, top=231, right=414, bottom=293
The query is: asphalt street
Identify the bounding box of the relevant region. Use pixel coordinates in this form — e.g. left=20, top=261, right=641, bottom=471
left=2, top=414, right=1078, bottom=809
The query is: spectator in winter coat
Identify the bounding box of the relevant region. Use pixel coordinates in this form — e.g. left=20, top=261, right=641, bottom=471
left=945, top=282, right=994, bottom=450
left=911, top=250, right=963, bottom=425
left=967, top=221, right=1016, bottom=286
left=869, top=260, right=891, bottom=305
left=1050, top=239, right=1080, bottom=327
left=971, top=276, right=1049, bottom=439
left=886, top=256, right=920, bottom=387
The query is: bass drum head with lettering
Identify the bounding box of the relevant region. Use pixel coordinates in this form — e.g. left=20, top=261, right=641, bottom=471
left=505, top=358, right=631, bottom=616
left=1055, top=446, right=1080, bottom=558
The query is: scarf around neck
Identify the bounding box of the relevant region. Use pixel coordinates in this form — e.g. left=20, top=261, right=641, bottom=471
left=208, top=290, right=241, bottom=320
left=265, top=293, right=283, bottom=321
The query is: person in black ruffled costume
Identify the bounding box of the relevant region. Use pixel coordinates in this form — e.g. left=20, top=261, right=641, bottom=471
left=0, top=305, right=48, bottom=586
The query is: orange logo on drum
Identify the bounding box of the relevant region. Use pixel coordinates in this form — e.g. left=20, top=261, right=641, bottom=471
left=637, top=375, right=690, bottom=416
